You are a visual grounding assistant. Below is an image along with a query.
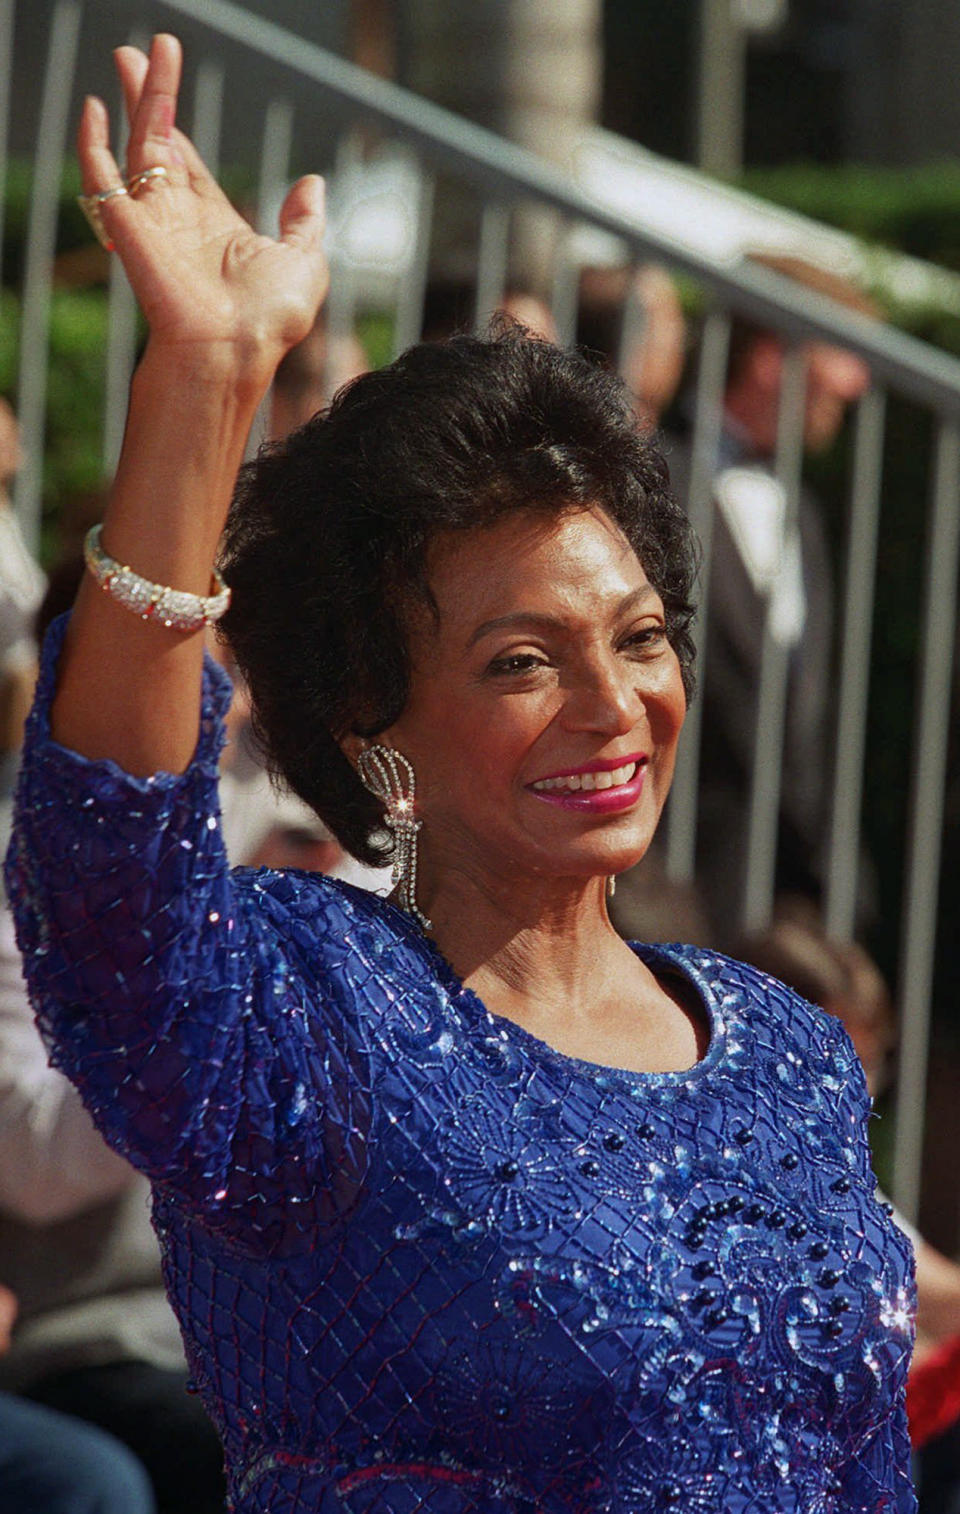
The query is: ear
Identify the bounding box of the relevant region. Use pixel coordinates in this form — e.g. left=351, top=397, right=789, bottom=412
left=339, top=731, right=366, bottom=770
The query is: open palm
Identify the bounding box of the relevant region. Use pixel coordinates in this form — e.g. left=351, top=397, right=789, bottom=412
left=79, top=35, right=328, bottom=369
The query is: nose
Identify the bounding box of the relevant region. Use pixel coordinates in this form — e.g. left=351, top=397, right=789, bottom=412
left=562, top=653, right=639, bottom=737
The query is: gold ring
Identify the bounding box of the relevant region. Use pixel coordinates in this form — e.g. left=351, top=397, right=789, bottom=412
left=125, top=165, right=169, bottom=197
left=76, top=183, right=128, bottom=250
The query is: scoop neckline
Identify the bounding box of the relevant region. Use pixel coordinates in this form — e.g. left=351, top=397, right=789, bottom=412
left=415, top=930, right=728, bottom=1089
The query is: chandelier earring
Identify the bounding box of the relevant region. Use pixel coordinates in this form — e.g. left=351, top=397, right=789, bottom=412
left=356, top=745, right=431, bottom=931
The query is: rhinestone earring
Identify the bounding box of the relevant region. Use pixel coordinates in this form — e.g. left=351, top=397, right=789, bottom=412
left=356, top=745, right=431, bottom=930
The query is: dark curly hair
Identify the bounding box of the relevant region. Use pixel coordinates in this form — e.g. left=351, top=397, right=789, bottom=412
left=221, top=328, right=697, bottom=865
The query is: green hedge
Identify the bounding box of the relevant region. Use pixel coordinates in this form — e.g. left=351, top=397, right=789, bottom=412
left=743, top=161, right=960, bottom=273
left=743, top=161, right=960, bottom=359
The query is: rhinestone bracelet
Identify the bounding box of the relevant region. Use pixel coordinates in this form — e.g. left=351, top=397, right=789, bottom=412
left=83, top=524, right=231, bottom=632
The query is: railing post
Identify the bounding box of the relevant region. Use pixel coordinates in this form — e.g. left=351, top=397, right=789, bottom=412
left=192, top=58, right=225, bottom=181
left=475, top=202, right=510, bottom=333
left=665, top=309, right=731, bottom=883
left=392, top=166, right=433, bottom=357
left=0, top=0, right=15, bottom=278
left=824, top=386, right=887, bottom=940
left=741, top=344, right=807, bottom=933
left=893, top=418, right=960, bottom=1225
left=12, top=0, right=82, bottom=555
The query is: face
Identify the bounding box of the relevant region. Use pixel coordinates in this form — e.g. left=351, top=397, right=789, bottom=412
left=374, top=505, right=687, bottom=895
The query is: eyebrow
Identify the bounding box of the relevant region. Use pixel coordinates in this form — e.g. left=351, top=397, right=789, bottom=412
left=466, top=585, right=660, bottom=648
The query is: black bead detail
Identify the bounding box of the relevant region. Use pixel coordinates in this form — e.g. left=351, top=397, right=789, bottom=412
left=830, top=1296, right=851, bottom=1315
left=496, top=1160, right=520, bottom=1182
left=603, top=1132, right=625, bottom=1152
left=819, top=1268, right=842, bottom=1289
left=781, top=1152, right=800, bottom=1170
left=767, top=1209, right=786, bottom=1229
left=691, top=1260, right=714, bottom=1280
left=787, top=1222, right=808, bottom=1241
left=824, top=1319, right=844, bottom=1339
left=743, top=1204, right=764, bottom=1225
left=734, top=1128, right=754, bottom=1146
left=579, top=1159, right=600, bottom=1178
left=808, top=1241, right=830, bottom=1260
left=830, top=1177, right=851, bottom=1194
left=636, top=1122, right=656, bottom=1141
left=704, top=1307, right=729, bottom=1330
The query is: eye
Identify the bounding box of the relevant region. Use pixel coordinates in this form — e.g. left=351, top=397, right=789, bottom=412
left=620, top=623, right=668, bottom=655
left=486, top=651, right=549, bottom=677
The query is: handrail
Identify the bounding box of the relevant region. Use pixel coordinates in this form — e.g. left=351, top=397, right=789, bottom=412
left=151, top=0, right=960, bottom=417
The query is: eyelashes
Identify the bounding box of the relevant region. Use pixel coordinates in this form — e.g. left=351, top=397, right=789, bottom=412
left=485, top=627, right=669, bottom=679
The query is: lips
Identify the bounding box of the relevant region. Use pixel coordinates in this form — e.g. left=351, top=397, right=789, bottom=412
left=526, top=756, right=648, bottom=814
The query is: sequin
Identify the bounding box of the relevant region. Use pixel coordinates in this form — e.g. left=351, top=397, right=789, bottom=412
left=4, top=621, right=917, bottom=1512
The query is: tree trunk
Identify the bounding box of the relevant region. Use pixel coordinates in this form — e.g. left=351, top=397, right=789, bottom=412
left=398, top=0, right=603, bottom=293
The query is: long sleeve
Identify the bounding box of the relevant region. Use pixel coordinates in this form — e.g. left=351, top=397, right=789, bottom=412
left=4, top=617, right=373, bottom=1256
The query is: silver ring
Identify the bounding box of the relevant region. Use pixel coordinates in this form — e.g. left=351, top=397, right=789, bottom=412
left=125, top=165, right=169, bottom=198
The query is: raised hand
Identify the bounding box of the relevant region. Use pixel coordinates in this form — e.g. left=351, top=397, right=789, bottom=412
left=78, top=34, right=328, bottom=377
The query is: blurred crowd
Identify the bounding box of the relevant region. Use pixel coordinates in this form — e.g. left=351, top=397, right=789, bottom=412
left=1, top=250, right=959, bottom=1511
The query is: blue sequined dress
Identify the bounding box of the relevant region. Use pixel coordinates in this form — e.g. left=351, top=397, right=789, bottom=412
left=6, top=622, right=916, bottom=1514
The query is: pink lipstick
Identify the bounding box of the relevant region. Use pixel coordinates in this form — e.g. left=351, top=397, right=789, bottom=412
left=526, top=753, right=647, bottom=814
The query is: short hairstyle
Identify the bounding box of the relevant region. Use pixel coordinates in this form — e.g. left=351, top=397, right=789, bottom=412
left=221, top=328, right=697, bottom=864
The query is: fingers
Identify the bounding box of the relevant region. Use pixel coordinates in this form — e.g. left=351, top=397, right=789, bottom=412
left=122, top=33, right=183, bottom=176
left=77, top=94, right=123, bottom=196
left=278, top=175, right=326, bottom=252
left=115, top=44, right=148, bottom=128
left=279, top=176, right=329, bottom=308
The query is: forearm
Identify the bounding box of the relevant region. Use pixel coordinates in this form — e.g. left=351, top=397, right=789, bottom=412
left=52, top=34, right=325, bottom=775
left=52, top=343, right=270, bottom=775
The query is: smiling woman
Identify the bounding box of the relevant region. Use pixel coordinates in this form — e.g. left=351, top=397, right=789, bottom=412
left=5, top=33, right=917, bottom=1514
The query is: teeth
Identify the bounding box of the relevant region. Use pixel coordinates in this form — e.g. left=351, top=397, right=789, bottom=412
left=532, top=762, right=638, bottom=793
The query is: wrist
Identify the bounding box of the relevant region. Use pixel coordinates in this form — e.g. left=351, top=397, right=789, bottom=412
left=136, top=334, right=280, bottom=406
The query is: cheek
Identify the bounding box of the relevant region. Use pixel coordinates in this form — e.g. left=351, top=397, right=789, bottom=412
left=649, top=658, right=687, bottom=743
left=404, top=685, right=558, bottom=801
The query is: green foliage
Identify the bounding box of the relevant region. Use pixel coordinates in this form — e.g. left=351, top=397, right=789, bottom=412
left=356, top=310, right=394, bottom=371
left=43, top=287, right=110, bottom=504
left=743, top=161, right=960, bottom=274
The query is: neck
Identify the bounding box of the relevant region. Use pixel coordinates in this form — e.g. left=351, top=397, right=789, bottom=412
left=420, top=856, right=623, bottom=1011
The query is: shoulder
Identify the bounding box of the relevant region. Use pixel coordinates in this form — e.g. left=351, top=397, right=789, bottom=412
left=639, top=941, right=859, bottom=1065
left=231, top=867, right=432, bottom=977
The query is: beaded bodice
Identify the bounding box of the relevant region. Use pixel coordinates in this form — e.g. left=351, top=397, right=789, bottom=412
left=6, top=624, right=916, bottom=1513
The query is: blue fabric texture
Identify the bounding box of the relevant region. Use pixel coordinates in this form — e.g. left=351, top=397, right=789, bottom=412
left=5, top=618, right=917, bottom=1513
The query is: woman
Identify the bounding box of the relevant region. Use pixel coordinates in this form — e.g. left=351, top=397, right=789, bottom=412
left=6, top=35, right=915, bottom=1514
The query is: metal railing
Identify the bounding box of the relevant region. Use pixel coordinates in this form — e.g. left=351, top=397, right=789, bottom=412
left=10, top=0, right=960, bottom=1230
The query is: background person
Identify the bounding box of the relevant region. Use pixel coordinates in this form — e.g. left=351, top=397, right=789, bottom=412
left=668, top=257, right=877, bottom=942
